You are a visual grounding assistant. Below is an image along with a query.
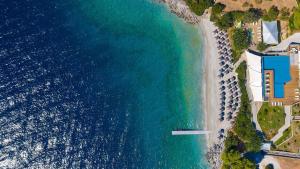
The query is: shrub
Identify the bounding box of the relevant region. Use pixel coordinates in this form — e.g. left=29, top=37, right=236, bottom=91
left=257, top=42, right=269, bottom=51
left=262, top=6, right=279, bottom=21
left=242, top=2, right=250, bottom=8
left=280, top=7, right=290, bottom=21
left=255, top=0, right=263, bottom=4
left=289, top=7, right=300, bottom=30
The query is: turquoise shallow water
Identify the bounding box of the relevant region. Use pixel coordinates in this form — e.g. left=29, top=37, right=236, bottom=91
left=0, top=0, right=209, bottom=168
left=70, top=0, right=209, bottom=168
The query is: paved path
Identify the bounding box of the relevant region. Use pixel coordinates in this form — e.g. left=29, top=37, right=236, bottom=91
left=251, top=102, right=263, bottom=131
left=267, top=33, right=300, bottom=52
left=233, top=53, right=246, bottom=71
left=266, top=150, right=300, bottom=159
left=271, top=106, right=292, bottom=142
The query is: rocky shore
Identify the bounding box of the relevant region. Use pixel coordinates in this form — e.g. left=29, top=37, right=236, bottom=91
left=158, top=0, right=200, bottom=24
left=206, top=143, right=223, bottom=169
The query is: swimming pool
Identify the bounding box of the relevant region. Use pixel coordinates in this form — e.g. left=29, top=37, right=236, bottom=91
left=263, top=56, right=291, bottom=98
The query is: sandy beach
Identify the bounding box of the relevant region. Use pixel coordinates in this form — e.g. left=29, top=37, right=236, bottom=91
left=198, top=18, right=221, bottom=147
left=161, top=0, right=225, bottom=147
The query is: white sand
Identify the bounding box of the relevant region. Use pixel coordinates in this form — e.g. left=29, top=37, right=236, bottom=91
left=199, top=18, right=234, bottom=148
left=198, top=18, right=221, bottom=147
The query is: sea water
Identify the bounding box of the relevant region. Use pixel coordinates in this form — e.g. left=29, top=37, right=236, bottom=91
left=0, top=0, right=209, bottom=168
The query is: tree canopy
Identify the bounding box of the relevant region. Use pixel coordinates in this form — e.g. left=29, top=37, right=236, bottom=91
left=184, top=0, right=214, bottom=16
left=232, top=28, right=250, bottom=51
left=243, top=8, right=263, bottom=23
left=262, top=6, right=279, bottom=21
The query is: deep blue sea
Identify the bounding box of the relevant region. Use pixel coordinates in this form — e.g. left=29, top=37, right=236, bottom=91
left=0, top=0, right=209, bottom=168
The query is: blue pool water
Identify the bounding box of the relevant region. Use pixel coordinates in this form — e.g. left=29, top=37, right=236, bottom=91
left=263, top=56, right=291, bottom=98
left=0, top=0, right=209, bottom=168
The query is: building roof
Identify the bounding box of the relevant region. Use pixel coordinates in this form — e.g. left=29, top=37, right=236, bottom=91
left=246, top=51, right=263, bottom=102
left=263, top=56, right=291, bottom=98
left=262, top=21, right=279, bottom=45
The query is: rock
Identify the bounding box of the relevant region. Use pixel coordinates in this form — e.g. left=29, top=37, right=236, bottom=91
left=157, top=0, right=200, bottom=24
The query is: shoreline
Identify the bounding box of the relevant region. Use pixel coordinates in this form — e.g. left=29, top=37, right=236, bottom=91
left=159, top=0, right=221, bottom=146
left=198, top=18, right=220, bottom=148
left=160, top=1, right=236, bottom=168
left=159, top=0, right=221, bottom=149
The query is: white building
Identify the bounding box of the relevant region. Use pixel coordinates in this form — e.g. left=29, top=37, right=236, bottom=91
left=245, top=51, right=263, bottom=102
left=262, top=21, right=279, bottom=45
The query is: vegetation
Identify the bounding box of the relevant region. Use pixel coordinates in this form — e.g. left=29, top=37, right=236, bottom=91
left=292, top=103, right=300, bottom=116
left=274, top=127, right=291, bottom=146
left=230, top=28, right=250, bottom=62
left=243, top=8, right=263, bottom=23
left=265, top=164, right=274, bottom=169
left=233, top=62, right=262, bottom=152
left=262, top=6, right=279, bottom=21
left=184, top=0, right=214, bottom=16
left=221, top=132, right=256, bottom=169
left=279, top=7, right=290, bottom=21
left=257, top=103, right=285, bottom=139
left=215, top=12, right=235, bottom=30
left=232, top=28, right=250, bottom=50
left=289, top=7, right=300, bottom=31
left=277, top=121, right=300, bottom=152
left=256, top=42, right=269, bottom=51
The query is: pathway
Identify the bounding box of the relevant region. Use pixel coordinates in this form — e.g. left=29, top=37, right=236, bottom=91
left=233, top=53, right=246, bottom=71
left=251, top=101, right=263, bottom=131
left=266, top=33, right=300, bottom=52
left=271, top=106, right=292, bottom=142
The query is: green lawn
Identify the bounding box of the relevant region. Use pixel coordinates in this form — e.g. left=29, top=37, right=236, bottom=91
left=275, top=127, right=292, bottom=146
left=258, top=103, right=285, bottom=140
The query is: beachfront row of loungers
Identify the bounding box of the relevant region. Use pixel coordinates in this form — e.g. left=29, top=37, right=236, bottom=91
left=213, top=29, right=241, bottom=137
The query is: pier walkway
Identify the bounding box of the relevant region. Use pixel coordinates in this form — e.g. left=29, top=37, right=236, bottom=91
left=171, top=130, right=211, bottom=135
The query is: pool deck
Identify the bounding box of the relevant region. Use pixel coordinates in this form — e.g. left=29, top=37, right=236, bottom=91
left=265, top=66, right=299, bottom=105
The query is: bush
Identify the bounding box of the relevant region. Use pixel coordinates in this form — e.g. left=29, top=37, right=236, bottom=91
left=255, top=0, right=263, bottom=4
left=262, top=6, right=279, bottom=21
left=242, top=2, right=250, bottom=8
left=184, top=0, right=214, bottom=16
left=257, top=42, right=269, bottom=51
left=280, top=7, right=290, bottom=21
left=289, top=7, right=300, bottom=31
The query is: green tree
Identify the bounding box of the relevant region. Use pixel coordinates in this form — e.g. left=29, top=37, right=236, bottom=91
left=263, top=6, right=279, bottom=21
left=280, top=7, right=290, bottom=20
left=212, top=3, right=225, bottom=15
left=222, top=150, right=256, bottom=169
left=232, top=28, right=250, bottom=51
left=184, top=0, right=214, bottom=16
left=243, top=8, right=263, bottom=23
left=215, top=12, right=234, bottom=30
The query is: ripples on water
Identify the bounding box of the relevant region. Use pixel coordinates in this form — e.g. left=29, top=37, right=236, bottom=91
left=0, top=1, right=133, bottom=168
left=0, top=0, right=208, bottom=168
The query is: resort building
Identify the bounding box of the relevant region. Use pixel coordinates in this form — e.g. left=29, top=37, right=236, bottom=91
left=262, top=21, right=279, bottom=45
left=246, top=49, right=300, bottom=105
